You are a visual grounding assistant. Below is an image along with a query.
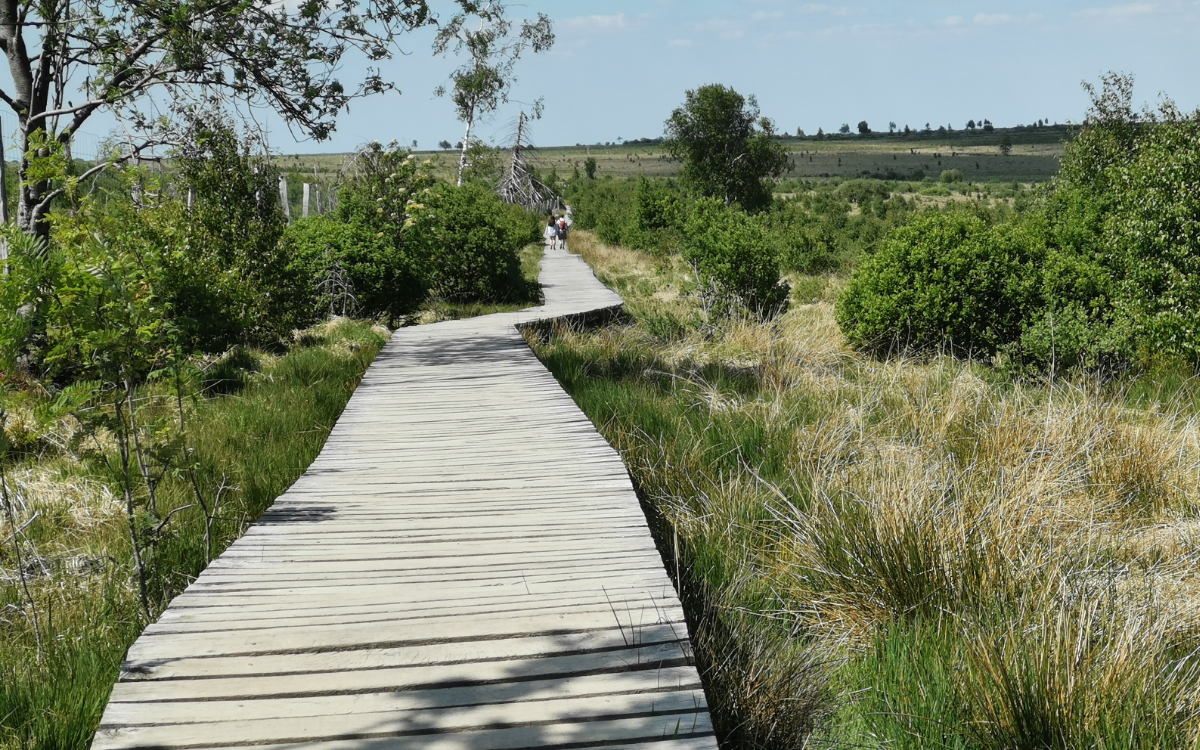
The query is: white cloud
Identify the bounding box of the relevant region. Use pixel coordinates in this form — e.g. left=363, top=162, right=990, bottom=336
left=752, top=10, right=784, bottom=20
left=973, top=12, right=1042, bottom=24
left=938, top=15, right=964, bottom=26
left=564, top=13, right=627, bottom=30
left=1072, top=3, right=1158, bottom=18
left=690, top=18, right=747, bottom=38
left=800, top=3, right=852, bottom=16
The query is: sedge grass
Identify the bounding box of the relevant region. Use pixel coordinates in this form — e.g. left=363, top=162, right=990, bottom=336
left=531, top=230, right=1200, bottom=749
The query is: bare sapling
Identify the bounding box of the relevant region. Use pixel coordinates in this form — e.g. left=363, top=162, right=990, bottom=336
left=112, top=392, right=151, bottom=619
left=171, top=362, right=232, bottom=564
left=433, top=1, right=554, bottom=186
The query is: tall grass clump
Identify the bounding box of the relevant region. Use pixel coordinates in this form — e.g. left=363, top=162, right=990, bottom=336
left=533, top=229, right=1200, bottom=749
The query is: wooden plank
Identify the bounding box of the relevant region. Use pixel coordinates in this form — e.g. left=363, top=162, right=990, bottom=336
left=127, top=605, right=688, bottom=661
left=104, top=666, right=702, bottom=722
left=96, top=715, right=715, bottom=750
left=121, top=625, right=690, bottom=681
left=94, top=690, right=708, bottom=749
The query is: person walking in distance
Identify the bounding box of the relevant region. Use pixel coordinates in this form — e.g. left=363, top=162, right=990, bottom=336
left=557, top=214, right=569, bottom=251
left=543, top=217, right=558, bottom=251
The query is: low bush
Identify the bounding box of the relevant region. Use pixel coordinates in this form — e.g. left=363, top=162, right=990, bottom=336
left=567, top=178, right=635, bottom=247
left=836, top=211, right=1042, bottom=357
left=159, top=116, right=307, bottom=351
left=838, top=76, right=1200, bottom=373
left=413, top=184, right=539, bottom=303
left=683, top=198, right=789, bottom=319
left=281, top=217, right=426, bottom=320
left=623, top=177, right=685, bottom=253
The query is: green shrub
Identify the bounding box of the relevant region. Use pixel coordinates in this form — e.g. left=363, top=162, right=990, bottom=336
left=414, top=184, right=538, bottom=303
left=1004, top=188, right=1127, bottom=372
left=281, top=217, right=427, bottom=320
left=836, top=211, right=1043, bottom=356
left=683, top=198, right=789, bottom=318
left=568, top=179, right=635, bottom=246
left=940, top=169, right=964, bottom=183
left=162, top=117, right=305, bottom=351
left=623, top=177, right=684, bottom=253
left=1106, top=116, right=1200, bottom=363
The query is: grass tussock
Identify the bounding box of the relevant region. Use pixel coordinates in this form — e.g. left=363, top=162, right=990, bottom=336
left=0, top=318, right=389, bottom=750
left=532, top=230, right=1200, bottom=749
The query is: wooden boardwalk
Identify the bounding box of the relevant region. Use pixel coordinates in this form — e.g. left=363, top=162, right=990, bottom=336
left=92, top=245, right=716, bottom=750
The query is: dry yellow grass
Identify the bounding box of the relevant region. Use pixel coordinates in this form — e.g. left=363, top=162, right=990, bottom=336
left=546, top=231, right=1200, bottom=746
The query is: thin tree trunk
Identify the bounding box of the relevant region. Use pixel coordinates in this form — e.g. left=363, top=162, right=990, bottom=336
left=456, top=112, right=475, bottom=187
left=115, top=393, right=151, bottom=619
left=0, top=117, right=8, bottom=227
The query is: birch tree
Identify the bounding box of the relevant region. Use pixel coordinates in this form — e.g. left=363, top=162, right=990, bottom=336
left=432, top=1, right=552, bottom=186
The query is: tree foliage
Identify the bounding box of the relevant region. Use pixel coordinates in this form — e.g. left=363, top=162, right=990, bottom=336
left=0, top=0, right=461, bottom=237
left=663, top=84, right=788, bottom=212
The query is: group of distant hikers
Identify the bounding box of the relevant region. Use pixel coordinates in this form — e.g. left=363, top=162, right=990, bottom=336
left=544, top=208, right=572, bottom=251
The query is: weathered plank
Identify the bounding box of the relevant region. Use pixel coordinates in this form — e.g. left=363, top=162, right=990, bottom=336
left=91, top=245, right=715, bottom=750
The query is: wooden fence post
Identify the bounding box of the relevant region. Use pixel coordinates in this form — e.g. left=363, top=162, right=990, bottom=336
left=279, top=175, right=291, bottom=224
left=302, top=183, right=310, bottom=218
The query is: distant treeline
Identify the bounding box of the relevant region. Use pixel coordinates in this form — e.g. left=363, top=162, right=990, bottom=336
left=571, top=124, right=1073, bottom=150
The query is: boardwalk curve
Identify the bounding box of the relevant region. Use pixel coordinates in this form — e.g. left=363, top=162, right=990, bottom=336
left=92, top=245, right=716, bottom=750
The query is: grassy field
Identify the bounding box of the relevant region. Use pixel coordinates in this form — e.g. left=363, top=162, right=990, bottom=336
left=528, top=230, right=1200, bottom=749
left=274, top=127, right=1069, bottom=194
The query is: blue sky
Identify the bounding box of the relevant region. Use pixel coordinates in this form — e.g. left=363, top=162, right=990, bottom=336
left=60, top=1, right=1200, bottom=154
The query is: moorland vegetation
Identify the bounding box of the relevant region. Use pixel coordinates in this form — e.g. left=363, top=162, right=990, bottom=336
left=526, top=74, right=1200, bottom=748
left=0, top=111, right=542, bottom=749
